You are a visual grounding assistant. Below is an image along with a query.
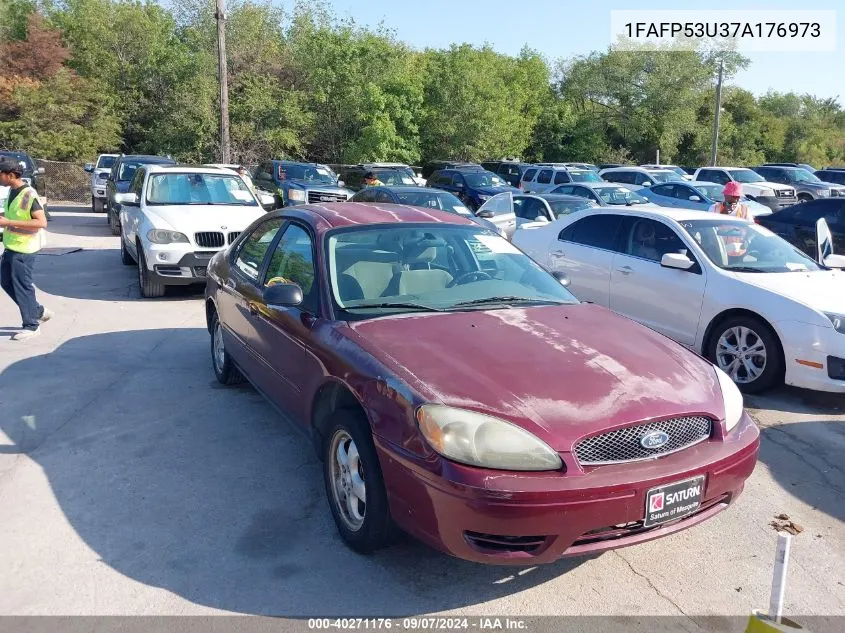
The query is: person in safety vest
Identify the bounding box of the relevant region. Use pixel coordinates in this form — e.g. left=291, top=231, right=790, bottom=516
left=0, top=158, right=53, bottom=341
left=709, top=181, right=751, bottom=259
left=363, top=171, right=383, bottom=187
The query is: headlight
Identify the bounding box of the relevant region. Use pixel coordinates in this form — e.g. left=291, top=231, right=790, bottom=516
left=416, top=404, right=562, bottom=471
left=817, top=189, right=830, bottom=197
left=147, top=229, right=188, bottom=244
left=715, top=367, right=744, bottom=432
left=758, top=189, right=775, bottom=197
left=824, top=313, right=845, bottom=334
left=287, top=189, right=306, bottom=202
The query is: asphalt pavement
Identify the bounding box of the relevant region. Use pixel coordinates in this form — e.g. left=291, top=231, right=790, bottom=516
left=0, top=206, right=843, bottom=622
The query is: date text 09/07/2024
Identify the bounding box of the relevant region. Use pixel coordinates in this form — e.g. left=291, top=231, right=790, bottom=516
left=308, top=619, right=528, bottom=630
left=623, top=22, right=821, bottom=39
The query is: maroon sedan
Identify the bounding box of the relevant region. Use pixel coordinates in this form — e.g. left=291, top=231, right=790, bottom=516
left=204, top=202, right=759, bottom=565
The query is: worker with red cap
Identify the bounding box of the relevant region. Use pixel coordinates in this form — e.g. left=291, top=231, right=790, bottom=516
left=709, top=181, right=751, bottom=220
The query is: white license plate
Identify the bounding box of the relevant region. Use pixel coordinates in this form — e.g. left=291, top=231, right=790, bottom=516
left=644, top=475, right=705, bottom=527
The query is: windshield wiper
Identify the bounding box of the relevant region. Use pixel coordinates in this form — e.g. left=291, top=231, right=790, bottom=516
left=449, top=296, right=568, bottom=309
left=343, top=302, right=445, bottom=312
left=727, top=266, right=765, bottom=273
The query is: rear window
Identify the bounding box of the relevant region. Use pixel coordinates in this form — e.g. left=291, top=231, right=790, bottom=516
left=559, top=214, right=623, bottom=250
left=537, top=169, right=553, bottom=184
left=553, top=171, right=570, bottom=185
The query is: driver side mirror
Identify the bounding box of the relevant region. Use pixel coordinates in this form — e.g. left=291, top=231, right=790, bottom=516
left=258, top=192, right=276, bottom=208
left=642, top=181, right=651, bottom=187
left=338, top=180, right=345, bottom=187
left=533, top=216, right=549, bottom=224
left=113, top=192, right=138, bottom=206
left=84, top=163, right=94, bottom=173
left=823, top=254, right=845, bottom=269
left=454, top=182, right=464, bottom=189
left=552, top=271, right=571, bottom=287
left=263, top=282, right=303, bottom=309
left=37, top=167, right=45, bottom=175
left=477, top=210, right=494, bottom=219
left=689, top=195, right=701, bottom=201
left=661, top=252, right=695, bottom=270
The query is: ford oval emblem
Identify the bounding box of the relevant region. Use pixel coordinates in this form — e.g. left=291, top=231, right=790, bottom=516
left=640, top=430, right=669, bottom=450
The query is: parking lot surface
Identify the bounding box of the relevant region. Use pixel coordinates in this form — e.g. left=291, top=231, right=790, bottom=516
left=1, top=206, right=844, bottom=619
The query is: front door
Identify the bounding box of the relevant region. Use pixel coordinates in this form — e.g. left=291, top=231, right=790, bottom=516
left=476, top=192, right=517, bottom=237
left=609, top=217, right=706, bottom=346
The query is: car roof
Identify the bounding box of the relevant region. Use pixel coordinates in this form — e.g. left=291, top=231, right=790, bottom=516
left=563, top=205, right=742, bottom=224
left=146, top=165, right=234, bottom=175
left=278, top=202, right=478, bottom=230
left=120, top=154, right=173, bottom=161
left=518, top=193, right=591, bottom=202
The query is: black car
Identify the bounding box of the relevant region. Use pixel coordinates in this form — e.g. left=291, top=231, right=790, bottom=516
left=0, top=150, right=47, bottom=207
left=106, top=154, right=176, bottom=234
left=756, top=198, right=845, bottom=258
left=815, top=169, right=845, bottom=186
left=421, top=161, right=484, bottom=180
left=480, top=160, right=535, bottom=188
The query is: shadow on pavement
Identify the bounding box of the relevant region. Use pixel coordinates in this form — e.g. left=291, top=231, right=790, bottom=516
left=747, top=387, right=845, bottom=417
left=0, top=330, right=585, bottom=615
left=43, top=206, right=113, bottom=239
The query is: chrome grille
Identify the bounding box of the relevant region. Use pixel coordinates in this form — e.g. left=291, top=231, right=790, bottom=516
left=573, top=416, right=712, bottom=466
left=195, top=232, right=225, bottom=248
left=227, top=231, right=241, bottom=244
left=307, top=190, right=347, bottom=204
left=775, top=189, right=795, bottom=198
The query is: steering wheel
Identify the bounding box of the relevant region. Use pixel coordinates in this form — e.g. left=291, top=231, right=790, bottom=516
left=448, top=270, right=493, bottom=287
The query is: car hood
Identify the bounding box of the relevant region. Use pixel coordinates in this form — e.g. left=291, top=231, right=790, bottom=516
left=143, top=205, right=266, bottom=232
left=743, top=181, right=793, bottom=194
left=346, top=304, right=724, bottom=449
left=475, top=186, right=520, bottom=196
left=285, top=180, right=346, bottom=192
left=732, top=270, right=845, bottom=314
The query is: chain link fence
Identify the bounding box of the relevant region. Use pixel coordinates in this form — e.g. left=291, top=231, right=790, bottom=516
left=36, top=159, right=90, bottom=205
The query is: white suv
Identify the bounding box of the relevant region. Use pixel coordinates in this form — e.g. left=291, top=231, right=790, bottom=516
left=599, top=166, right=684, bottom=189
left=116, top=165, right=273, bottom=297
left=520, top=165, right=603, bottom=193
left=693, top=166, right=798, bottom=212
left=84, top=153, right=119, bottom=213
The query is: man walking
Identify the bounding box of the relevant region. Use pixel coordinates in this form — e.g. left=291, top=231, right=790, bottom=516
left=0, top=158, right=53, bottom=340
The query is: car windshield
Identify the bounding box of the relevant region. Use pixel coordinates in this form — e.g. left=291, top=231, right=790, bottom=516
left=146, top=173, right=258, bottom=206
left=694, top=184, right=723, bottom=201
left=394, top=191, right=470, bottom=215
left=0, top=152, right=33, bottom=171
left=97, top=156, right=117, bottom=169
left=680, top=220, right=822, bottom=273
left=279, top=164, right=335, bottom=184
left=374, top=170, right=416, bottom=185
left=548, top=199, right=594, bottom=217
left=570, top=170, right=602, bottom=182
left=328, top=225, right=577, bottom=317
left=463, top=172, right=509, bottom=188
left=649, top=171, right=684, bottom=183
left=728, top=169, right=765, bottom=184
left=790, top=169, right=822, bottom=183
left=595, top=187, right=649, bottom=205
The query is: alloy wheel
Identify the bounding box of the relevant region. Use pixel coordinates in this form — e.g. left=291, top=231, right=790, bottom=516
left=716, top=326, right=767, bottom=384
left=213, top=321, right=226, bottom=374
left=329, top=430, right=366, bottom=531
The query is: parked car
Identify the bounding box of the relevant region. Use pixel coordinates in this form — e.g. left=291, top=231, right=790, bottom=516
left=638, top=181, right=772, bottom=218
left=550, top=182, right=660, bottom=208
left=640, top=164, right=694, bottom=181
left=762, top=162, right=816, bottom=173
left=753, top=165, right=845, bottom=202
left=598, top=163, right=626, bottom=170
left=512, top=206, right=845, bottom=393
left=84, top=153, right=119, bottom=213
left=693, top=167, right=797, bottom=212
left=561, top=162, right=599, bottom=172
left=520, top=165, right=603, bottom=193
left=204, top=201, right=759, bottom=563
left=512, top=193, right=598, bottom=229
left=106, top=154, right=176, bottom=235
left=340, top=164, right=421, bottom=191
left=0, top=150, right=47, bottom=209
left=427, top=168, right=519, bottom=211
left=814, top=169, right=845, bottom=186
left=480, top=160, right=535, bottom=188
left=755, top=198, right=845, bottom=258
left=599, top=167, right=685, bottom=189
left=253, top=160, right=353, bottom=208
left=116, top=165, right=272, bottom=297
left=349, top=185, right=504, bottom=236
left=421, top=161, right=484, bottom=180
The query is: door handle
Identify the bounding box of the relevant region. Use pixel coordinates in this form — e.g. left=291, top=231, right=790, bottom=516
left=616, top=266, right=634, bottom=274
left=552, top=250, right=565, bottom=257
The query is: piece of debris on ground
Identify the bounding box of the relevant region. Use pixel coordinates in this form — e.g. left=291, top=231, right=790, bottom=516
left=770, top=514, right=804, bottom=535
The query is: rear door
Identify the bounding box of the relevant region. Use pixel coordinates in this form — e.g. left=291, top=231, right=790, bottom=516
left=609, top=217, right=705, bottom=345
left=520, top=168, right=538, bottom=191
left=530, top=168, right=554, bottom=193
left=550, top=214, right=625, bottom=305
left=647, top=184, right=678, bottom=207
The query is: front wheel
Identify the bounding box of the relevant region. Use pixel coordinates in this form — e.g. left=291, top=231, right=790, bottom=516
left=120, top=230, right=134, bottom=266
left=707, top=316, right=783, bottom=393
left=210, top=311, right=245, bottom=385
left=323, top=409, right=395, bottom=554
left=137, top=247, right=165, bottom=298
left=798, top=194, right=813, bottom=203
left=109, top=209, right=120, bottom=236
left=93, top=197, right=104, bottom=213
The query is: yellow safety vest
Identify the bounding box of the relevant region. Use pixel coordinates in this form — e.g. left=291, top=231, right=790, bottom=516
left=710, top=201, right=750, bottom=220
left=3, top=187, right=41, bottom=254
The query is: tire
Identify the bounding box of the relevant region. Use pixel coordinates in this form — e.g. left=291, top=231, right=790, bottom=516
left=136, top=247, right=165, bottom=298
left=706, top=315, right=783, bottom=394
left=93, top=197, right=104, bottom=213
left=798, top=194, right=813, bottom=203
left=109, top=208, right=120, bottom=236
left=209, top=310, right=245, bottom=385
left=323, top=409, right=395, bottom=554
left=120, top=231, right=134, bottom=266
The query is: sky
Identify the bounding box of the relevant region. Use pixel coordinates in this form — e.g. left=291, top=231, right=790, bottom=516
left=278, top=0, right=843, bottom=102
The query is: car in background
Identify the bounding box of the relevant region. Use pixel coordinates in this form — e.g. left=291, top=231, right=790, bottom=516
left=598, top=163, right=626, bottom=170
left=755, top=198, right=845, bottom=258
left=762, top=162, right=816, bottom=173
left=600, top=167, right=684, bottom=189
left=84, top=153, right=119, bottom=213
left=550, top=182, right=660, bottom=208
left=253, top=160, right=353, bottom=208
left=116, top=165, right=270, bottom=297
left=349, top=185, right=505, bottom=236
left=421, top=161, right=484, bottom=180
left=205, top=201, right=759, bottom=563
left=480, top=160, right=535, bottom=188
left=814, top=169, right=845, bottom=187
left=520, top=165, right=603, bottom=193
left=639, top=181, right=772, bottom=218
left=512, top=193, right=597, bottom=229
left=640, top=164, right=694, bottom=181
left=693, top=167, right=797, bottom=212
left=427, top=168, right=519, bottom=211
left=105, top=154, right=177, bottom=235
left=754, top=165, right=845, bottom=202
left=561, top=162, right=599, bottom=172
left=512, top=206, right=845, bottom=393
left=0, top=150, right=47, bottom=209
left=340, top=164, right=422, bottom=191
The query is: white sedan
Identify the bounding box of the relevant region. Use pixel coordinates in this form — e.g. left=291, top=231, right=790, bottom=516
left=116, top=165, right=273, bottom=297
left=512, top=206, right=845, bottom=393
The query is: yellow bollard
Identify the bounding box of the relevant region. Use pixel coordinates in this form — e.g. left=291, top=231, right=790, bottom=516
left=745, top=610, right=807, bottom=632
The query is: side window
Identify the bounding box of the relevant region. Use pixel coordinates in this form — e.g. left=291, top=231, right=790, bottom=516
left=553, top=171, right=571, bottom=185
left=374, top=190, right=394, bottom=203
left=571, top=186, right=592, bottom=199
left=345, top=169, right=364, bottom=189
left=705, top=170, right=729, bottom=185
left=522, top=168, right=538, bottom=183
left=263, top=224, right=318, bottom=314
left=129, top=168, right=146, bottom=196
left=634, top=173, right=651, bottom=186
left=451, top=173, right=466, bottom=187
left=354, top=189, right=375, bottom=203
left=554, top=185, right=576, bottom=195
left=234, top=218, right=285, bottom=281
left=513, top=198, right=542, bottom=220
left=623, top=218, right=690, bottom=262
left=258, top=162, right=273, bottom=181
left=537, top=169, right=553, bottom=184
left=558, top=214, right=623, bottom=250
left=650, top=184, right=675, bottom=198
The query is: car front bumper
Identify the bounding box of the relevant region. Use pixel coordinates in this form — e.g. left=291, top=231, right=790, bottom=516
left=145, top=247, right=221, bottom=285
left=778, top=320, right=845, bottom=393
left=377, top=413, right=759, bottom=565
left=753, top=194, right=797, bottom=211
